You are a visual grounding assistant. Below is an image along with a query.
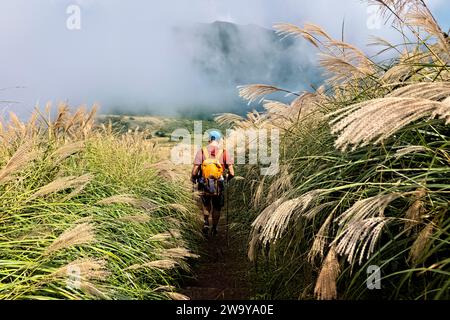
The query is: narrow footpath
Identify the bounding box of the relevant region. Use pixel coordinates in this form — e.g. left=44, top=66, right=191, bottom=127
left=181, top=215, right=253, bottom=300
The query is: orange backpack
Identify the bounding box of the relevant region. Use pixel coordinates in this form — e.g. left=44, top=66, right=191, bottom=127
left=201, top=147, right=224, bottom=195
left=201, top=147, right=224, bottom=180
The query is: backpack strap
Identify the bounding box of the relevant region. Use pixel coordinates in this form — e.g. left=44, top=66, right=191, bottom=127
left=215, top=149, right=224, bottom=161
left=202, top=147, right=209, bottom=160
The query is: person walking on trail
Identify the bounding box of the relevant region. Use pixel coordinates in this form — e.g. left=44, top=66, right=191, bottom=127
left=191, top=130, right=234, bottom=237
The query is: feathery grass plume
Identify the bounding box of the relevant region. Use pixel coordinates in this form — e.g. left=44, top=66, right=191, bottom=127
left=273, top=23, right=333, bottom=48
left=97, top=194, right=156, bottom=211
left=52, top=141, right=85, bottom=163
left=320, top=54, right=376, bottom=84
left=149, top=232, right=174, bottom=241
left=370, top=0, right=421, bottom=21
left=381, top=64, right=414, bottom=83
left=395, top=145, right=429, bottom=158
left=54, top=258, right=109, bottom=280
left=119, top=214, right=151, bottom=224
left=238, top=84, right=295, bottom=104
left=256, top=189, right=326, bottom=245
left=314, top=246, right=340, bottom=300
left=274, top=23, right=319, bottom=47
left=431, top=96, right=450, bottom=124
left=30, top=174, right=92, bottom=199
left=267, top=168, right=292, bottom=203
left=252, top=177, right=267, bottom=208
left=166, top=292, right=190, bottom=300
left=248, top=198, right=286, bottom=260
left=0, top=142, right=40, bottom=184
left=290, top=92, right=323, bottom=118
left=332, top=217, right=393, bottom=265
left=162, top=247, right=200, bottom=260
left=214, top=113, right=245, bottom=127
left=53, top=104, right=70, bottom=133
left=263, top=100, right=290, bottom=116
left=387, top=82, right=450, bottom=100
left=404, top=188, right=427, bottom=233
left=308, top=213, right=335, bottom=262
left=46, top=223, right=95, bottom=255
left=406, top=5, right=449, bottom=54
left=409, top=220, right=435, bottom=265
left=53, top=258, right=109, bottom=298
left=125, top=259, right=178, bottom=271
left=329, top=97, right=448, bottom=151
left=335, top=193, right=402, bottom=227
left=166, top=203, right=189, bottom=214
left=154, top=285, right=176, bottom=292
left=303, top=201, right=337, bottom=220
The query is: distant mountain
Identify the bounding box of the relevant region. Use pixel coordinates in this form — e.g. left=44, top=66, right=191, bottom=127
left=174, top=21, right=323, bottom=116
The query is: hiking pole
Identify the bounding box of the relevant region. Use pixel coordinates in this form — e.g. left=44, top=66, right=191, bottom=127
left=225, top=175, right=229, bottom=247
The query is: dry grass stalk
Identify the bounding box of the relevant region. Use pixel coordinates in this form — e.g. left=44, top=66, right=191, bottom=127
left=409, top=220, right=435, bottom=265
left=53, top=258, right=109, bottom=298
left=248, top=198, right=286, bottom=260
left=238, top=84, right=288, bottom=104
left=274, top=23, right=333, bottom=48
left=52, top=141, right=85, bottom=163
left=406, top=6, right=449, bottom=53
left=166, top=292, right=190, bottom=300
left=403, top=188, right=427, bottom=234
left=314, top=246, right=340, bottom=300
left=162, top=247, right=200, bottom=260
left=332, top=217, right=392, bottom=265
left=31, top=174, right=92, bottom=199
left=308, top=212, right=334, bottom=262
left=335, top=193, right=402, bottom=227
left=119, top=214, right=151, bottom=224
left=319, top=53, right=376, bottom=84
left=125, top=259, right=178, bottom=271
left=329, top=96, right=448, bottom=151
left=46, top=223, right=95, bottom=254
left=267, top=168, right=292, bottom=203
left=150, top=232, right=172, bottom=241
left=215, top=113, right=245, bottom=127
left=387, top=82, right=450, bottom=100
left=0, top=142, right=40, bottom=184
left=166, top=203, right=189, bottom=213
left=395, top=145, right=428, bottom=158
left=255, top=189, right=326, bottom=245
left=97, top=194, right=156, bottom=211
left=54, top=258, right=109, bottom=280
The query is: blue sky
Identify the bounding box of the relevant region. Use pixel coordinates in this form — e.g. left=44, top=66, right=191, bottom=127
left=0, top=0, right=448, bottom=117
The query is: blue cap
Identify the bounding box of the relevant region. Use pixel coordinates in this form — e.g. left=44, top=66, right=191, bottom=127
left=208, top=130, right=222, bottom=141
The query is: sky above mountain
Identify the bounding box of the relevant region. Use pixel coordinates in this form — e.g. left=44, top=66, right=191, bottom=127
left=0, top=0, right=448, bottom=118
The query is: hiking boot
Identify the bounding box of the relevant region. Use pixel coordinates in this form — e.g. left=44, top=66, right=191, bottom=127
left=202, top=224, right=210, bottom=237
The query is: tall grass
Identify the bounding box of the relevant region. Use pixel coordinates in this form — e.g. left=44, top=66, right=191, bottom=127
left=221, top=0, right=449, bottom=300
left=0, top=105, right=200, bottom=300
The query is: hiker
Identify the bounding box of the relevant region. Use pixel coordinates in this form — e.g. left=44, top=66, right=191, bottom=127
left=191, top=130, right=234, bottom=236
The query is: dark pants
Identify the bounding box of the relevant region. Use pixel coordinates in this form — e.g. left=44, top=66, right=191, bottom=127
left=198, top=180, right=225, bottom=227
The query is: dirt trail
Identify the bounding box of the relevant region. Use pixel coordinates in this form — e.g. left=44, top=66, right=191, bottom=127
left=159, top=141, right=253, bottom=300
left=181, top=215, right=254, bottom=300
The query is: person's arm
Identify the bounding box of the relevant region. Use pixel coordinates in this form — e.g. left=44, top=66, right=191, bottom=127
left=224, top=150, right=235, bottom=180
left=227, top=164, right=235, bottom=179
left=192, top=165, right=200, bottom=178
left=191, top=148, right=203, bottom=182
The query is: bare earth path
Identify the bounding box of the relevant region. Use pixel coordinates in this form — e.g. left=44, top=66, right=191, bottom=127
left=181, top=215, right=254, bottom=300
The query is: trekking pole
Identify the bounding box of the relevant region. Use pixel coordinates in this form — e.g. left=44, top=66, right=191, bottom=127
left=225, top=175, right=229, bottom=246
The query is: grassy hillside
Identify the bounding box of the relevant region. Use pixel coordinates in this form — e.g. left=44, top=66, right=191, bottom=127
left=97, top=114, right=228, bottom=139
left=0, top=107, right=200, bottom=300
